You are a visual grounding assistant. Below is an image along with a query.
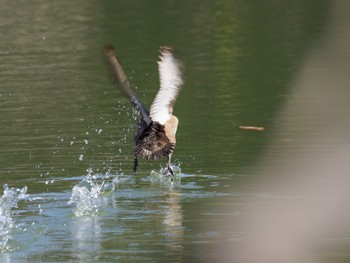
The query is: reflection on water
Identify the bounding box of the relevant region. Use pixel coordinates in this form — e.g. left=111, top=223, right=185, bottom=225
left=0, top=171, right=229, bottom=262
left=71, top=216, right=102, bottom=262
left=162, top=190, right=184, bottom=257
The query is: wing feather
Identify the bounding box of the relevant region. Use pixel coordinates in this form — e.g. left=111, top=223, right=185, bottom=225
left=105, top=45, right=151, bottom=125
left=150, top=46, right=183, bottom=124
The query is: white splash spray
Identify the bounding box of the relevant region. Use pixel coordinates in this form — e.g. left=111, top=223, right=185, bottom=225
left=0, top=184, right=28, bottom=251
left=68, top=169, right=119, bottom=217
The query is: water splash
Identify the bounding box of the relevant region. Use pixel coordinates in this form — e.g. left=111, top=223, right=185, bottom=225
left=159, top=164, right=182, bottom=176
left=68, top=169, right=119, bottom=217
left=0, top=184, right=28, bottom=251
left=149, top=164, right=182, bottom=185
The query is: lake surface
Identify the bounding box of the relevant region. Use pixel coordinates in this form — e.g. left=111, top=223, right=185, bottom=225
left=1, top=0, right=350, bottom=262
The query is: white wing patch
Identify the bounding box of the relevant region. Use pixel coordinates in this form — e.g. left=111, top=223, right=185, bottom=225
left=150, top=46, right=183, bottom=124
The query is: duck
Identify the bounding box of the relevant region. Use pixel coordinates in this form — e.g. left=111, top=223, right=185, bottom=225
left=105, top=45, right=184, bottom=175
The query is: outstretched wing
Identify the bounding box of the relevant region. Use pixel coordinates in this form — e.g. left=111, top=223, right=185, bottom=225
left=150, top=46, right=184, bottom=125
left=105, top=45, right=151, bottom=125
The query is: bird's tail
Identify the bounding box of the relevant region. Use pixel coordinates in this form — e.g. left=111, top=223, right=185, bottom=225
left=105, top=45, right=151, bottom=125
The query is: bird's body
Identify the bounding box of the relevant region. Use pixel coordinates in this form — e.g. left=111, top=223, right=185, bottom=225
left=105, top=45, right=183, bottom=175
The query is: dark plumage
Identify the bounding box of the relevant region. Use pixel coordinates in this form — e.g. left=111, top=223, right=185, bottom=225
left=135, top=121, right=175, bottom=160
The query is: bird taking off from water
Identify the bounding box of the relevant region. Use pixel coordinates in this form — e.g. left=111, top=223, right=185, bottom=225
left=105, top=45, right=184, bottom=175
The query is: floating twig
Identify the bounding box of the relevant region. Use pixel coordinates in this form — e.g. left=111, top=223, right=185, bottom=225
left=239, top=126, right=265, bottom=131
